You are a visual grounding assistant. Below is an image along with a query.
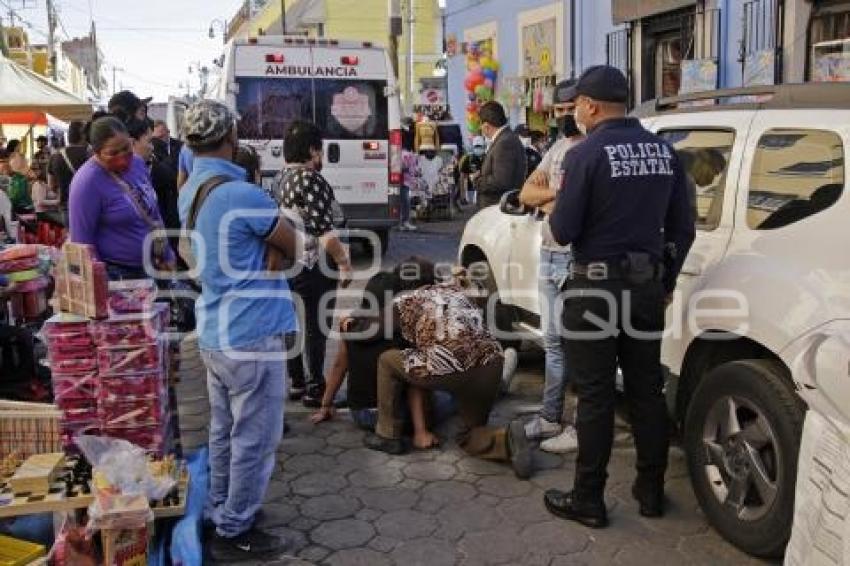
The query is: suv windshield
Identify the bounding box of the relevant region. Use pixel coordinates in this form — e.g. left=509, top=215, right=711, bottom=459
left=236, top=77, right=388, bottom=140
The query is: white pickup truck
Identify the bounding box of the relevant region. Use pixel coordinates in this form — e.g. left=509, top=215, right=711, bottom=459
left=458, top=83, right=850, bottom=558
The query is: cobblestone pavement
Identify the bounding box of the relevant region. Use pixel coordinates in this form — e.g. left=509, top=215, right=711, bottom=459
left=176, top=217, right=772, bottom=565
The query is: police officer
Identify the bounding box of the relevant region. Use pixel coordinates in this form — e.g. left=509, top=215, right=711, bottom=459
left=543, top=65, right=695, bottom=528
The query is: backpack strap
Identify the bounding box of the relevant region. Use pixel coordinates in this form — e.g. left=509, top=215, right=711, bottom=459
left=187, top=175, right=232, bottom=230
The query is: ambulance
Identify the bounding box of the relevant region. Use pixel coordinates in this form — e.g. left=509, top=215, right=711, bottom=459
left=218, top=36, right=403, bottom=252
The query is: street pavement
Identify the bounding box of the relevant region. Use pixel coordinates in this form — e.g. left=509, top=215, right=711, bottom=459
left=175, top=212, right=772, bottom=565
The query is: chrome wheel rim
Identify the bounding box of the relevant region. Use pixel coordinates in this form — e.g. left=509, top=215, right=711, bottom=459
left=701, top=395, right=780, bottom=522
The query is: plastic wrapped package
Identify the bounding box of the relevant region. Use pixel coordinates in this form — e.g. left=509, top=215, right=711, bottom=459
left=92, top=308, right=166, bottom=346
left=98, top=371, right=166, bottom=398
left=42, top=313, right=91, bottom=338
left=49, top=355, right=98, bottom=374
left=61, top=423, right=99, bottom=454
left=98, top=396, right=167, bottom=428
left=7, top=277, right=50, bottom=320
left=0, top=244, right=38, bottom=263
left=52, top=372, right=98, bottom=402
left=56, top=397, right=99, bottom=424
left=0, top=255, right=40, bottom=273
left=107, top=279, right=157, bottom=314
left=103, top=419, right=172, bottom=456
left=97, top=341, right=165, bottom=375
left=76, top=435, right=176, bottom=500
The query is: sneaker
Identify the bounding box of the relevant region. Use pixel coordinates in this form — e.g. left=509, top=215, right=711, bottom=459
left=402, top=221, right=418, bottom=231
left=501, top=347, right=519, bottom=393
left=524, top=415, right=562, bottom=441
left=288, top=386, right=305, bottom=401
left=540, top=425, right=578, bottom=453
left=209, top=527, right=286, bottom=562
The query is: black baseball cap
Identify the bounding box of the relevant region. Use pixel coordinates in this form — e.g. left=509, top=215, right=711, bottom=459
left=554, top=79, right=577, bottom=104
left=108, top=90, right=152, bottom=115
left=563, top=65, right=629, bottom=104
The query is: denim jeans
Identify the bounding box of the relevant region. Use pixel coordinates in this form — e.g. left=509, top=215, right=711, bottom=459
left=539, top=248, right=572, bottom=423
left=202, top=335, right=286, bottom=538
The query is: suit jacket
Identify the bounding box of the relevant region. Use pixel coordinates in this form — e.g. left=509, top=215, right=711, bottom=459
left=152, top=137, right=183, bottom=172
left=475, top=128, right=527, bottom=207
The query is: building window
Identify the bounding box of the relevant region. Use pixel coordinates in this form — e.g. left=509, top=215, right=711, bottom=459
left=747, top=128, right=844, bottom=230
left=809, top=1, right=850, bottom=81
left=607, top=26, right=633, bottom=104
left=639, top=8, right=696, bottom=102
left=741, top=0, right=785, bottom=85
left=659, top=129, right=735, bottom=231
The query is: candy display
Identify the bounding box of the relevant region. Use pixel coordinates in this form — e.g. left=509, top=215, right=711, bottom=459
left=107, top=279, right=157, bottom=314
left=98, top=396, right=167, bottom=428
left=97, top=341, right=165, bottom=375
left=92, top=306, right=167, bottom=346
left=98, top=372, right=165, bottom=398
left=52, top=373, right=98, bottom=402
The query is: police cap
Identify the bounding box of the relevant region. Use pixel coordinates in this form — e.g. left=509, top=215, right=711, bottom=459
left=565, top=65, right=629, bottom=104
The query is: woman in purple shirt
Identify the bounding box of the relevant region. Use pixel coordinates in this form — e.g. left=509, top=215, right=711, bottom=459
left=69, top=116, right=174, bottom=280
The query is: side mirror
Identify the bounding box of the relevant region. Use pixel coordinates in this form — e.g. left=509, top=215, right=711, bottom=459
left=499, top=190, right=530, bottom=216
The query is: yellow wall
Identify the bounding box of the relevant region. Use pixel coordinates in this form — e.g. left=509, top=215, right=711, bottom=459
left=234, top=0, right=442, bottom=104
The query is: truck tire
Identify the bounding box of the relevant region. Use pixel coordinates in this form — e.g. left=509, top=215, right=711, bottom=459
left=683, top=359, right=805, bottom=558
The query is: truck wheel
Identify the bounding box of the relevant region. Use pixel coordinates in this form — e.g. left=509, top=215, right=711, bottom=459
left=683, top=359, right=805, bottom=558
left=469, top=260, right=520, bottom=349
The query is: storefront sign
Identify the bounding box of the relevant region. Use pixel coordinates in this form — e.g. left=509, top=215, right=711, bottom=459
left=812, top=39, right=850, bottom=82
left=743, top=49, right=776, bottom=86
left=612, top=0, right=696, bottom=24
left=521, top=17, right=557, bottom=77
left=679, top=59, right=717, bottom=94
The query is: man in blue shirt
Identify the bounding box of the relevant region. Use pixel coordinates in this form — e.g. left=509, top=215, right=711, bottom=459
left=178, top=100, right=298, bottom=561
left=176, top=144, right=194, bottom=189
left=543, top=66, right=695, bottom=529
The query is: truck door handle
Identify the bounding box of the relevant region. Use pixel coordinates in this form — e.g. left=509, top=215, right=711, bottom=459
left=328, top=143, right=340, bottom=164
left=681, top=263, right=703, bottom=276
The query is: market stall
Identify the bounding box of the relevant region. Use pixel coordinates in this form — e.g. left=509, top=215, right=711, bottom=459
left=0, top=242, right=195, bottom=564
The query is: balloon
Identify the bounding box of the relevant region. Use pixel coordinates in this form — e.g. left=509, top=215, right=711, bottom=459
left=468, top=92, right=476, bottom=102
left=489, top=59, right=501, bottom=72
left=479, top=57, right=493, bottom=69
left=484, top=79, right=494, bottom=89
left=469, top=63, right=482, bottom=74
left=466, top=101, right=478, bottom=112
left=472, top=72, right=485, bottom=87
left=475, top=85, right=493, bottom=100
left=483, top=69, right=497, bottom=80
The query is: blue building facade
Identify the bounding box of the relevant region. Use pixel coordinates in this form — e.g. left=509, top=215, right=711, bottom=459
left=445, top=0, right=850, bottom=140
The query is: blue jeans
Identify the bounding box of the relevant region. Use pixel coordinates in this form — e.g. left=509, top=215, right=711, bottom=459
left=201, top=335, right=286, bottom=538
left=539, top=248, right=572, bottom=423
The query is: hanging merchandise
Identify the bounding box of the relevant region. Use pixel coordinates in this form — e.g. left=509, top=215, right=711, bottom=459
left=542, top=78, right=555, bottom=108
left=533, top=80, right=544, bottom=114
left=463, top=39, right=501, bottom=136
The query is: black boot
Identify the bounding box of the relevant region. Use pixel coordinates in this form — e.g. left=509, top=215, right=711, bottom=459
left=631, top=481, right=665, bottom=518
left=543, top=489, right=609, bottom=529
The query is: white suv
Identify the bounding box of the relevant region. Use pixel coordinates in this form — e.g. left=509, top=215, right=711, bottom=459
left=458, top=83, right=850, bottom=558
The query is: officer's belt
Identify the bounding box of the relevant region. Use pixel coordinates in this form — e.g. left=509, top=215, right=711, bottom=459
left=570, top=260, right=663, bottom=282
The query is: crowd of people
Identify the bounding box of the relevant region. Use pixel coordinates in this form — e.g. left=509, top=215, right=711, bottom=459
left=0, top=62, right=702, bottom=561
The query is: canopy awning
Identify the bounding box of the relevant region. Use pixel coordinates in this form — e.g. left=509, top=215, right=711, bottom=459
left=0, top=54, right=92, bottom=123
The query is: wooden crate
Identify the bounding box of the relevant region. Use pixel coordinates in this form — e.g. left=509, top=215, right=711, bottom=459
left=8, top=453, right=65, bottom=495
left=53, top=243, right=108, bottom=320
left=0, top=404, right=61, bottom=461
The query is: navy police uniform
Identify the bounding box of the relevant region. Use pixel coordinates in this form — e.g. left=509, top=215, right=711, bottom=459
left=545, top=66, right=695, bottom=526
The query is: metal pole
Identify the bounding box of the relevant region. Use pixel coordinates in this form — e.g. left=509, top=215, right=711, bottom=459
left=47, top=0, right=58, bottom=81
left=280, top=0, right=286, bottom=34
left=407, top=0, right=415, bottom=113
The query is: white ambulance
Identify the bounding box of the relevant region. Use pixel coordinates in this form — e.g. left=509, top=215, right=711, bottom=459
left=218, top=36, right=404, bottom=251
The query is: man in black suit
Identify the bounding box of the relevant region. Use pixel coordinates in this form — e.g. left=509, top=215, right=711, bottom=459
left=151, top=120, right=183, bottom=172
left=473, top=102, right=527, bottom=208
